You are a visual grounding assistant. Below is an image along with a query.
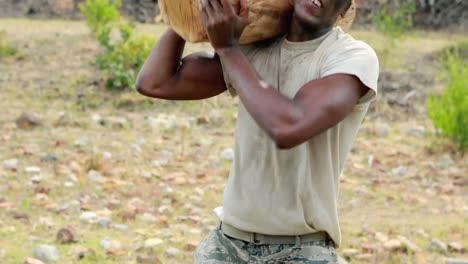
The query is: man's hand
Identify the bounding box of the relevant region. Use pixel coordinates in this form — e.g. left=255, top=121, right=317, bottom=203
left=199, top=0, right=249, bottom=51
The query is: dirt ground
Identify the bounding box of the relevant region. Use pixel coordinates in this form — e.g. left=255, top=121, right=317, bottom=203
left=0, top=19, right=467, bottom=263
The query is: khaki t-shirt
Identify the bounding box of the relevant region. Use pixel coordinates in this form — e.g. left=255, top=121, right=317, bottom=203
left=216, top=27, right=379, bottom=247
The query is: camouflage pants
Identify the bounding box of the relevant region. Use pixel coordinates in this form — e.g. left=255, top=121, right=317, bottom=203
left=194, top=228, right=338, bottom=264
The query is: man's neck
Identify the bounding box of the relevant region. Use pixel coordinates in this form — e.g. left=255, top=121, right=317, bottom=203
left=286, top=15, right=332, bottom=42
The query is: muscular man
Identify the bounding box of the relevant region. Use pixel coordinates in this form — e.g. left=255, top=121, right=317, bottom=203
left=136, top=0, right=379, bottom=262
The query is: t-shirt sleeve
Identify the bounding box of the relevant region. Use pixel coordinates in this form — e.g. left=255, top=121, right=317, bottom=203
left=220, top=45, right=255, bottom=97
left=319, top=40, right=379, bottom=105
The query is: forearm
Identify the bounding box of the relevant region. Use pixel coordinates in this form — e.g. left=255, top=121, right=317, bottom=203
left=218, top=47, right=303, bottom=142
left=136, top=29, right=186, bottom=92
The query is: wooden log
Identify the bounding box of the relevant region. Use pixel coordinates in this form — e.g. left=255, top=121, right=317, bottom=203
left=158, top=0, right=356, bottom=44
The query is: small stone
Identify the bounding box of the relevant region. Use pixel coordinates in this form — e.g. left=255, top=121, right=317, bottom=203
left=140, top=213, right=157, bottom=223
left=113, top=224, right=129, bottom=231
left=25, top=167, right=41, bottom=174
left=446, top=258, right=468, bottom=264
left=102, top=151, right=112, bottom=160
left=162, top=186, right=174, bottom=197
left=100, top=238, right=122, bottom=251
left=391, top=166, right=406, bottom=176
left=407, top=126, right=426, bottom=138
left=80, top=211, right=97, bottom=222
left=97, top=217, right=112, bottom=227
left=428, top=239, right=449, bottom=254
left=397, top=236, right=420, bottom=252
left=32, top=244, right=59, bottom=263
left=30, top=175, right=43, bottom=184
left=91, top=114, right=104, bottom=125
left=140, top=171, right=153, bottom=179
left=341, top=248, right=359, bottom=257
left=437, top=154, right=455, bottom=169
left=16, top=112, right=41, bottom=129
left=40, top=154, right=57, bottom=162
left=74, top=137, right=89, bottom=147
left=87, top=170, right=103, bottom=182
left=64, top=181, right=75, bottom=188
left=144, top=238, right=164, bottom=248
left=383, top=239, right=402, bottom=251
left=3, top=159, right=18, bottom=170
left=222, top=148, right=234, bottom=161
left=448, top=242, right=464, bottom=253
left=165, top=247, right=180, bottom=257
left=375, top=123, right=391, bottom=137
left=209, top=111, right=224, bottom=126
left=24, top=258, right=45, bottom=264
left=375, top=232, right=389, bottom=243
left=152, top=159, right=169, bottom=168
left=56, top=226, right=79, bottom=244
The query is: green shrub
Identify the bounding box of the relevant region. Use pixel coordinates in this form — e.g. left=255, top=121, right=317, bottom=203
left=80, top=0, right=155, bottom=91
left=374, top=0, right=415, bottom=70
left=374, top=0, right=415, bottom=43
left=427, top=45, right=468, bottom=151
left=0, top=31, right=17, bottom=57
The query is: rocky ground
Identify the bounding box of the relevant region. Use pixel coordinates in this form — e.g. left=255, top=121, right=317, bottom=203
left=0, top=19, right=467, bottom=264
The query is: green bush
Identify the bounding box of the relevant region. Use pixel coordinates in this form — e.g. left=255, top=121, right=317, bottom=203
left=80, top=0, right=155, bottom=91
left=374, top=0, right=416, bottom=43
left=427, top=45, right=468, bottom=151
left=0, top=31, right=17, bottom=57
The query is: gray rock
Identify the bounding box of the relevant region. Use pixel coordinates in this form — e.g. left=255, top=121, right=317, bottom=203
left=74, top=137, right=88, bottom=147
left=375, top=123, right=391, bottom=137
left=398, top=235, right=420, bottom=252
left=40, top=154, right=57, bottom=162
left=222, top=148, right=234, bottom=161
left=25, top=166, right=41, bottom=174
left=87, top=170, right=103, bottom=183
left=162, top=186, right=174, bottom=197
left=112, top=224, right=129, bottom=231
left=80, top=211, right=97, bottom=222
left=437, top=154, right=455, bottom=169
left=407, top=126, right=426, bottom=138
left=33, top=244, right=60, bottom=263
left=140, top=171, right=153, bottom=179
left=3, top=159, right=18, bottom=170
left=97, top=218, right=111, bottom=227
left=209, top=111, right=224, bottom=126
left=100, top=238, right=122, bottom=251
left=428, top=239, right=448, bottom=254
left=448, top=242, right=464, bottom=252
left=391, top=166, right=407, bottom=176
left=446, top=258, right=468, bottom=264
left=152, top=159, right=169, bottom=168
left=30, top=175, right=43, bottom=184
left=165, top=247, right=181, bottom=257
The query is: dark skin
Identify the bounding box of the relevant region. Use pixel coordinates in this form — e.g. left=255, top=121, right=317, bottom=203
left=136, top=0, right=368, bottom=149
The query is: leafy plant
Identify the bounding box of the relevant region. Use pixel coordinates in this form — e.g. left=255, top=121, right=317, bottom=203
left=427, top=45, right=468, bottom=151
left=374, top=0, right=416, bottom=70
left=80, top=0, right=155, bottom=90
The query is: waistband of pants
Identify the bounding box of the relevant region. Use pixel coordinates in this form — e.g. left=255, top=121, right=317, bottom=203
left=219, top=221, right=331, bottom=246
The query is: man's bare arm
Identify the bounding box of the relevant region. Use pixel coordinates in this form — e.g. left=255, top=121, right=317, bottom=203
left=136, top=29, right=227, bottom=100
